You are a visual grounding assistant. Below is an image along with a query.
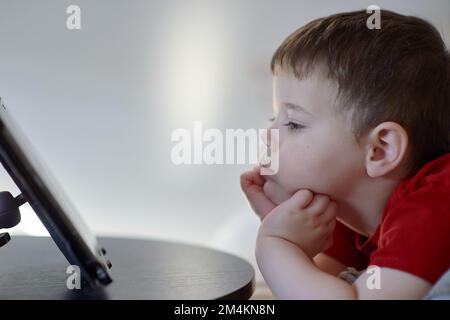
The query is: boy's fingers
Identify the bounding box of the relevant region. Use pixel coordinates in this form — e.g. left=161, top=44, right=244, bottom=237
left=240, top=170, right=276, bottom=219
left=251, top=166, right=266, bottom=186
left=245, top=189, right=276, bottom=221
left=326, top=215, right=337, bottom=233
left=241, top=179, right=263, bottom=200
left=240, top=171, right=256, bottom=191
left=319, top=201, right=338, bottom=224
left=240, top=168, right=265, bottom=190
left=252, top=193, right=276, bottom=216
left=286, top=189, right=314, bottom=210
left=305, top=194, right=330, bottom=216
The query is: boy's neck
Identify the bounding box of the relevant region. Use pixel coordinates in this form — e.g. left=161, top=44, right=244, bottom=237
left=336, top=176, right=404, bottom=237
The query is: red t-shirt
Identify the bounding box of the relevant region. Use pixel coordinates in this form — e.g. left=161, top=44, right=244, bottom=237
left=324, top=153, right=450, bottom=284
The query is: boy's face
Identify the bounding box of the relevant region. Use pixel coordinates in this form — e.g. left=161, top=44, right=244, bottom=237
left=262, top=69, right=366, bottom=204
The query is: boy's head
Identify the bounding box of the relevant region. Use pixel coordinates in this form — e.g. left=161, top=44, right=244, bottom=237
left=263, top=9, right=450, bottom=205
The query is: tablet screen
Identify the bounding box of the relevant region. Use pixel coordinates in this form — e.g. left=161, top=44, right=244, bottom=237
left=0, top=98, right=112, bottom=287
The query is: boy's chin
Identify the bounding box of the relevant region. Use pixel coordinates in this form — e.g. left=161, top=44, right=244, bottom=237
left=263, top=180, right=292, bottom=205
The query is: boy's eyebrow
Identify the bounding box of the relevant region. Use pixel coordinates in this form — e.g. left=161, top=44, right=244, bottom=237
left=281, top=102, right=313, bottom=116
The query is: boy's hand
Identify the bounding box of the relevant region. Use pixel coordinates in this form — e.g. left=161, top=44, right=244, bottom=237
left=258, top=189, right=337, bottom=259
left=240, top=166, right=276, bottom=221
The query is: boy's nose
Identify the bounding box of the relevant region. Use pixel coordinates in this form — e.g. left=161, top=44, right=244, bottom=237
left=260, top=127, right=279, bottom=152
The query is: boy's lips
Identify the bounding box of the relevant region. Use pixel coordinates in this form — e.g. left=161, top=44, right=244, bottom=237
left=259, top=162, right=277, bottom=177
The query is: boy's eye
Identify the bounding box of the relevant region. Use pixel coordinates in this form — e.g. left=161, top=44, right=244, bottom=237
left=283, top=121, right=305, bottom=131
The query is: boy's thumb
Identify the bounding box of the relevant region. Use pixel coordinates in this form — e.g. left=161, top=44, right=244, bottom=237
left=288, top=189, right=314, bottom=209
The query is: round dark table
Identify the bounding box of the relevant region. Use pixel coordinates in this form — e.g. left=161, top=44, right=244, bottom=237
left=0, top=236, right=255, bottom=300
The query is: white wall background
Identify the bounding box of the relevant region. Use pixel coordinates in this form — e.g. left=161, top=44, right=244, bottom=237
left=0, top=1, right=449, bottom=275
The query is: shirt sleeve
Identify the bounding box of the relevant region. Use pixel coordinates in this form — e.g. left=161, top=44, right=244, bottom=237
left=370, top=183, right=450, bottom=284
left=323, top=220, right=369, bottom=271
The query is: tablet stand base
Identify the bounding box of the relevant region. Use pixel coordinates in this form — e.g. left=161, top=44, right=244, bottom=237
left=0, top=232, right=11, bottom=248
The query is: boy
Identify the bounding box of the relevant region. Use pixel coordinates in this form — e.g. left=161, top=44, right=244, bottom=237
left=241, top=9, right=450, bottom=299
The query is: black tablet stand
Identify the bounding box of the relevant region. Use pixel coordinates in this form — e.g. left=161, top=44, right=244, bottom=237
left=0, top=191, right=27, bottom=248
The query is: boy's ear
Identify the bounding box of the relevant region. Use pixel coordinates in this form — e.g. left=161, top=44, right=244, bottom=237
left=364, top=122, right=409, bottom=178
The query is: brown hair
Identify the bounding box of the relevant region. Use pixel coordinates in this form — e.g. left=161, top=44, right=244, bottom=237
left=271, top=9, right=450, bottom=175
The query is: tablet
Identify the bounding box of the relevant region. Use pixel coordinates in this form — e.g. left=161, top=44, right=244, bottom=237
left=0, top=98, right=113, bottom=288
